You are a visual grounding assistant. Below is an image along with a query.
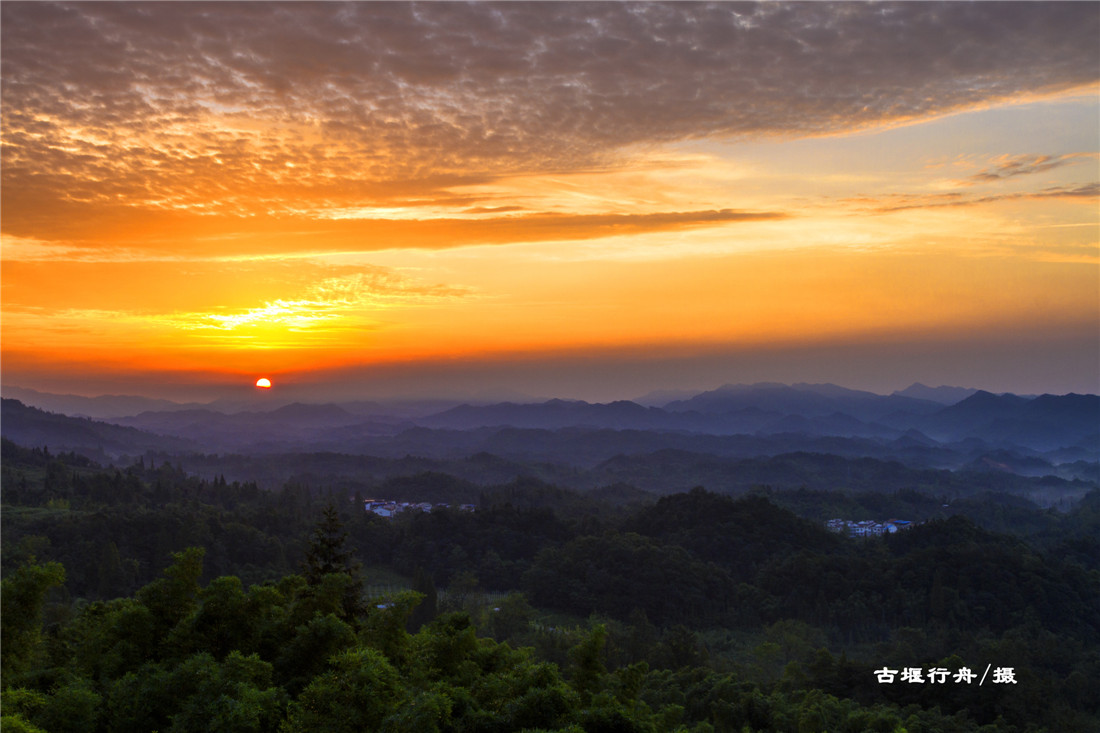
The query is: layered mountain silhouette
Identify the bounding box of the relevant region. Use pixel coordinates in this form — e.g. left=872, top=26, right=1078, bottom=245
left=0, top=398, right=197, bottom=461
left=1, top=385, right=210, bottom=420
left=915, top=391, right=1099, bottom=451
left=891, top=382, right=980, bottom=404
left=2, top=383, right=1096, bottom=483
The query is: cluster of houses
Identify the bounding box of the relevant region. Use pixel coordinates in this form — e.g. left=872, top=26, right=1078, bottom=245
left=363, top=499, right=476, bottom=518
left=826, top=518, right=914, bottom=537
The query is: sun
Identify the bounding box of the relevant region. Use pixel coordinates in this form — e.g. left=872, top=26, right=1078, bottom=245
left=255, top=377, right=272, bottom=389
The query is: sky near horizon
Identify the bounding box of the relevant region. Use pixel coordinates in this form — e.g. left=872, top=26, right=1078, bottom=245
left=2, top=1, right=1098, bottom=403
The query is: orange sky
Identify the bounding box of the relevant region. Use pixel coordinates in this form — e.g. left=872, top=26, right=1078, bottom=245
left=2, top=2, right=1098, bottom=401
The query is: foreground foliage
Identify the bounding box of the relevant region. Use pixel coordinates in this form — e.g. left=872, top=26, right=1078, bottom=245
left=8, top=547, right=1072, bottom=733
left=3, top=440, right=1098, bottom=731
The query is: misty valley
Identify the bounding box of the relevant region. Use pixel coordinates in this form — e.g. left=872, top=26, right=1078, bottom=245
left=2, top=381, right=1098, bottom=732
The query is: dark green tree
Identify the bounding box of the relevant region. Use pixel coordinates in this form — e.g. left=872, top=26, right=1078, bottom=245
left=1, top=560, right=66, bottom=682
left=569, top=623, right=607, bottom=703
left=136, top=547, right=205, bottom=635
left=301, top=504, right=364, bottom=621
left=30, top=679, right=102, bottom=733
left=283, top=647, right=405, bottom=732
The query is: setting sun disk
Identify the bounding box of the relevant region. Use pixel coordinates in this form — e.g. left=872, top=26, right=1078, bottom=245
left=255, top=377, right=272, bottom=389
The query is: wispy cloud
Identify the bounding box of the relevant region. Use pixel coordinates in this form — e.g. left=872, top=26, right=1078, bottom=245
left=863, top=182, right=1100, bottom=214
left=0, top=206, right=788, bottom=258
left=960, top=153, right=1091, bottom=185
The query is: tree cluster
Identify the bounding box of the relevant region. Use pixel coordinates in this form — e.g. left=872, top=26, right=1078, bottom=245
left=3, top=440, right=1098, bottom=730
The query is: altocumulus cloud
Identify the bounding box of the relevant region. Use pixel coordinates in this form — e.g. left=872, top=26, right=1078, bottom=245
left=2, top=2, right=1097, bottom=241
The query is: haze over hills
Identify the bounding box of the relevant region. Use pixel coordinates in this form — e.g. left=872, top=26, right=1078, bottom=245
left=0, top=398, right=199, bottom=462
left=0, top=380, right=1008, bottom=422
left=0, top=383, right=517, bottom=421
left=1, top=385, right=213, bottom=420
left=2, top=382, right=1096, bottom=488
left=891, top=382, right=981, bottom=404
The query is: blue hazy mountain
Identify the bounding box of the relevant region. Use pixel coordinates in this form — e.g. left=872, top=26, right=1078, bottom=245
left=0, top=398, right=198, bottom=460
left=3, top=384, right=1096, bottom=480
left=892, top=382, right=980, bottom=404
left=0, top=385, right=210, bottom=419
left=661, top=382, right=944, bottom=423
left=109, top=402, right=401, bottom=451
left=918, top=391, right=1099, bottom=451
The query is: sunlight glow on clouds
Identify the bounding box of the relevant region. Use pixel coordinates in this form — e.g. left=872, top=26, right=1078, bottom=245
left=2, top=1, right=1097, bottom=397
left=165, top=271, right=474, bottom=344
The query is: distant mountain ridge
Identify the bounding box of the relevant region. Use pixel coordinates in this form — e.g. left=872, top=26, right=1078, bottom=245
left=0, top=398, right=198, bottom=460
left=0, top=380, right=1012, bottom=421
left=892, top=382, right=980, bottom=404
left=108, top=402, right=400, bottom=450
left=3, top=388, right=1097, bottom=486
left=409, top=385, right=1096, bottom=452
left=1, top=385, right=212, bottom=419
left=0, top=384, right=488, bottom=421
left=918, top=390, right=1100, bottom=451
left=3, top=383, right=1096, bottom=475
left=660, top=382, right=943, bottom=423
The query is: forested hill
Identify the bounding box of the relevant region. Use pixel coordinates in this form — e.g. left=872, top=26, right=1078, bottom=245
left=0, top=398, right=198, bottom=460
left=2, top=441, right=1099, bottom=731
left=4, top=398, right=1098, bottom=499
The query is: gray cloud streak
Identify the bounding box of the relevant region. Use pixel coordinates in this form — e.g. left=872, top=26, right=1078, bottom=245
left=863, top=183, right=1100, bottom=214
left=965, top=154, right=1088, bottom=184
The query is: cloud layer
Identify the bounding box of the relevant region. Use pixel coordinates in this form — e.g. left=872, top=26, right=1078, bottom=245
left=3, top=2, right=1097, bottom=245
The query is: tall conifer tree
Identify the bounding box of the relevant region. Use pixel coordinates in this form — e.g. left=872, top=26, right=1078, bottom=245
left=301, top=504, right=364, bottom=620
